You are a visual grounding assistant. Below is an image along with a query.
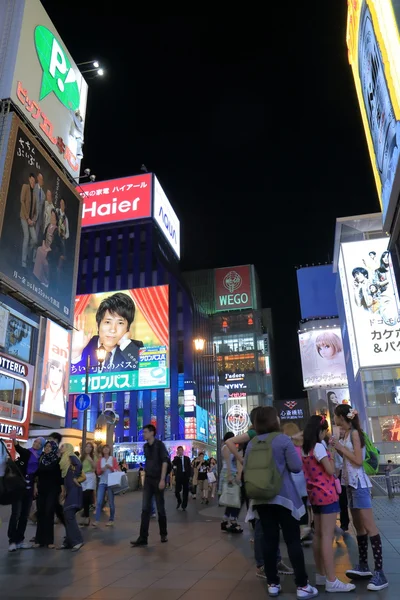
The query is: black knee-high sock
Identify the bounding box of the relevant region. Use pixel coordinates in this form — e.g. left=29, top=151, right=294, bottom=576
left=357, top=534, right=369, bottom=565
left=370, top=534, right=383, bottom=571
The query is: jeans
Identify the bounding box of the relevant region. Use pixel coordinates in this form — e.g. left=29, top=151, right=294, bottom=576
left=35, top=487, right=58, bottom=546
left=140, top=476, right=167, bottom=540
left=83, top=489, right=94, bottom=519
left=95, top=484, right=115, bottom=522
left=254, top=518, right=281, bottom=568
left=175, top=475, right=190, bottom=508
left=21, top=219, right=37, bottom=267
left=257, top=504, right=308, bottom=587
left=8, top=487, right=33, bottom=544
left=64, top=507, right=83, bottom=548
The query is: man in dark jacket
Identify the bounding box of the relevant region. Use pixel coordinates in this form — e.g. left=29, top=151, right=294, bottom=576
left=131, top=425, right=169, bottom=546
left=172, top=446, right=191, bottom=510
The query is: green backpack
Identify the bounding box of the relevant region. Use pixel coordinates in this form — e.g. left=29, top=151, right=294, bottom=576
left=244, top=432, right=282, bottom=502
left=363, top=432, right=379, bottom=476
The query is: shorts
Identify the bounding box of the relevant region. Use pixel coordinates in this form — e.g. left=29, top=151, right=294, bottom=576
left=347, top=482, right=372, bottom=510
left=312, top=501, right=340, bottom=515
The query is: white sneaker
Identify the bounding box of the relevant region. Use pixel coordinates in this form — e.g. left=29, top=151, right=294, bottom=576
left=17, top=542, right=33, bottom=549
left=8, top=543, right=17, bottom=552
left=325, top=578, right=356, bottom=593
left=268, top=583, right=281, bottom=597
left=315, top=574, right=326, bottom=586
left=297, top=584, right=319, bottom=599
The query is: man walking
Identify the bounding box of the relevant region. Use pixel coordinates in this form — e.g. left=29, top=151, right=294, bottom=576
left=131, top=424, right=169, bottom=546
left=172, top=446, right=190, bottom=510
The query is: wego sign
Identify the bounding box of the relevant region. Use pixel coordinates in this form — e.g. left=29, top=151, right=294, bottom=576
left=215, top=265, right=253, bottom=311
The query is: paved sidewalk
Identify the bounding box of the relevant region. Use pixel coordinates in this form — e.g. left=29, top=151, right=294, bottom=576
left=0, top=491, right=397, bottom=599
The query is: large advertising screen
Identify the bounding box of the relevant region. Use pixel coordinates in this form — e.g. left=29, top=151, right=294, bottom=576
left=215, top=265, right=253, bottom=312
left=196, top=406, right=209, bottom=443
left=347, top=0, right=400, bottom=228
left=69, top=286, right=169, bottom=394
left=0, top=0, right=88, bottom=177
left=297, top=266, right=338, bottom=320
left=298, top=327, right=348, bottom=388
left=40, top=319, right=71, bottom=417
left=340, top=238, right=400, bottom=372
left=0, top=115, right=82, bottom=327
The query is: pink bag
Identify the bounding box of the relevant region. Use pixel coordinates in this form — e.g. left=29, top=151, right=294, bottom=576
left=334, top=478, right=342, bottom=495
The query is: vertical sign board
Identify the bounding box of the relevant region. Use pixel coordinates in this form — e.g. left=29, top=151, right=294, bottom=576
left=214, top=265, right=254, bottom=312
left=347, top=0, right=400, bottom=229
left=153, top=176, right=181, bottom=259
left=0, top=0, right=88, bottom=178
left=0, top=114, right=82, bottom=327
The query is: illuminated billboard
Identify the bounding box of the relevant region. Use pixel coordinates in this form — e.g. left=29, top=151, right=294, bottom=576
left=215, top=265, right=253, bottom=312
left=0, top=350, right=34, bottom=441
left=298, top=327, right=348, bottom=388
left=0, top=0, right=88, bottom=177
left=40, top=319, right=71, bottom=417
left=196, top=406, right=209, bottom=443
left=153, top=176, right=180, bottom=259
left=339, top=238, right=400, bottom=373
left=0, top=114, right=82, bottom=327
left=347, top=0, right=400, bottom=227
left=69, top=286, right=169, bottom=393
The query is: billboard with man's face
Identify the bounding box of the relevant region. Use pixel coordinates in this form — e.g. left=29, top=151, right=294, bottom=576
left=69, top=286, right=169, bottom=394
left=0, top=115, right=82, bottom=327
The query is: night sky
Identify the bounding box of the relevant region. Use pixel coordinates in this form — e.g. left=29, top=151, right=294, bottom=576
left=42, top=2, right=380, bottom=399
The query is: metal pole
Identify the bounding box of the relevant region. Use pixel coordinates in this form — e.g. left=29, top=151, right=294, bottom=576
left=82, top=354, right=90, bottom=451
left=214, top=343, right=222, bottom=470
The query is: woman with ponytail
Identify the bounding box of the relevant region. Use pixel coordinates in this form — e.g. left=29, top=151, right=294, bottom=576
left=333, top=405, right=388, bottom=591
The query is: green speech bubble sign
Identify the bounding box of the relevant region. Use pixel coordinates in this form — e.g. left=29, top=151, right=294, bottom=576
left=34, top=25, right=80, bottom=111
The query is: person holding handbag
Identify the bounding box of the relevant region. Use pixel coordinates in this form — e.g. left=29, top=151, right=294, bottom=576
left=220, top=432, right=243, bottom=533
left=93, top=445, right=119, bottom=527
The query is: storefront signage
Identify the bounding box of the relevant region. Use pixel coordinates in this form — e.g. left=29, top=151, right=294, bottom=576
left=225, top=404, right=250, bottom=435
left=153, top=176, right=181, bottom=259
left=0, top=355, right=28, bottom=377
left=0, top=350, right=33, bottom=442
left=215, top=266, right=253, bottom=311
left=0, top=0, right=88, bottom=177
left=79, top=174, right=152, bottom=227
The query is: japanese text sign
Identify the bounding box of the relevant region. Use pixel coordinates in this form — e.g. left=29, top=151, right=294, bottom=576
left=339, top=238, right=400, bottom=373
left=0, top=0, right=88, bottom=178
left=79, top=174, right=152, bottom=227
left=214, top=265, right=253, bottom=312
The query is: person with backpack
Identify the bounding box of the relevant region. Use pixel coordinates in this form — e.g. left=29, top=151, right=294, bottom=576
left=131, top=424, right=170, bottom=546
left=302, top=415, right=355, bottom=593
left=333, top=405, right=388, bottom=591
left=244, top=406, right=318, bottom=599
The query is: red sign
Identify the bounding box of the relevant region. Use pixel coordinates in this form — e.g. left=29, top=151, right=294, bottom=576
left=214, top=265, right=253, bottom=311
left=80, top=174, right=152, bottom=228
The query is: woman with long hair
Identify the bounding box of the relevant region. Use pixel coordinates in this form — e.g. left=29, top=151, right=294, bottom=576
left=220, top=432, right=243, bottom=533
left=302, top=415, right=355, bottom=593
left=247, top=407, right=317, bottom=599
left=80, top=442, right=96, bottom=526
left=59, top=443, right=85, bottom=551
left=93, top=444, right=119, bottom=527
left=33, top=441, right=62, bottom=549
left=333, top=405, right=388, bottom=591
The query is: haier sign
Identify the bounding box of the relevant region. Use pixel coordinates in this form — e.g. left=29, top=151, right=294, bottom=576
left=153, top=176, right=180, bottom=259
left=214, top=266, right=253, bottom=312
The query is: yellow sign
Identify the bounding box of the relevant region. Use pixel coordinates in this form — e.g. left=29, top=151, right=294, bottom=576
left=346, top=0, right=400, bottom=227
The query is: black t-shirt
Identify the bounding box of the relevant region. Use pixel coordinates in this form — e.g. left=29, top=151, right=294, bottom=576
left=144, top=439, right=169, bottom=479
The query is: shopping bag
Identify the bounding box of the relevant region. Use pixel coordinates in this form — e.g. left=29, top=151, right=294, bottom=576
left=108, top=471, right=124, bottom=489
left=113, top=474, right=129, bottom=495
left=219, top=481, right=241, bottom=509
left=207, top=471, right=216, bottom=484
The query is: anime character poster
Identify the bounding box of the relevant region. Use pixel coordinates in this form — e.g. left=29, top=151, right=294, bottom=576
left=298, top=328, right=348, bottom=388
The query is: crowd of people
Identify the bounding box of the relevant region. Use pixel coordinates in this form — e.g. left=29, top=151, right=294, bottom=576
left=0, top=403, right=389, bottom=597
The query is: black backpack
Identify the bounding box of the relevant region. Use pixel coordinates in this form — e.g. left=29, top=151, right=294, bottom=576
left=0, top=441, right=26, bottom=505
left=157, top=440, right=172, bottom=475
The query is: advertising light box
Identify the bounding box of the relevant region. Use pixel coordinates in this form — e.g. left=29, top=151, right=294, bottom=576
left=153, top=176, right=180, bottom=259
left=347, top=0, right=400, bottom=228
left=298, top=327, right=348, bottom=389
left=196, top=406, right=209, bottom=443
left=0, top=0, right=88, bottom=177
left=69, top=286, right=169, bottom=394
left=39, top=319, right=71, bottom=417
left=339, top=238, right=400, bottom=373
left=0, top=114, right=82, bottom=327
left=214, top=265, right=253, bottom=312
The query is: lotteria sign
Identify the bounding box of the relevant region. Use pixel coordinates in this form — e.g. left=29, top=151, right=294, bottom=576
left=79, top=174, right=152, bottom=226
left=215, top=265, right=253, bottom=311
left=0, top=0, right=88, bottom=177
left=0, top=351, right=34, bottom=442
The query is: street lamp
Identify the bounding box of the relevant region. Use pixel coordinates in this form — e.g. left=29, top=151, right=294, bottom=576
left=81, top=344, right=108, bottom=450
left=194, top=338, right=222, bottom=469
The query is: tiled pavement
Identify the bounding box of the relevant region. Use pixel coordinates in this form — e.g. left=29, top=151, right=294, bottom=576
left=0, top=490, right=399, bottom=599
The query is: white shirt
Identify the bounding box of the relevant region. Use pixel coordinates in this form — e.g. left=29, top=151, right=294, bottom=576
left=181, top=456, right=185, bottom=472
left=99, top=457, right=114, bottom=485
left=313, top=442, right=328, bottom=463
